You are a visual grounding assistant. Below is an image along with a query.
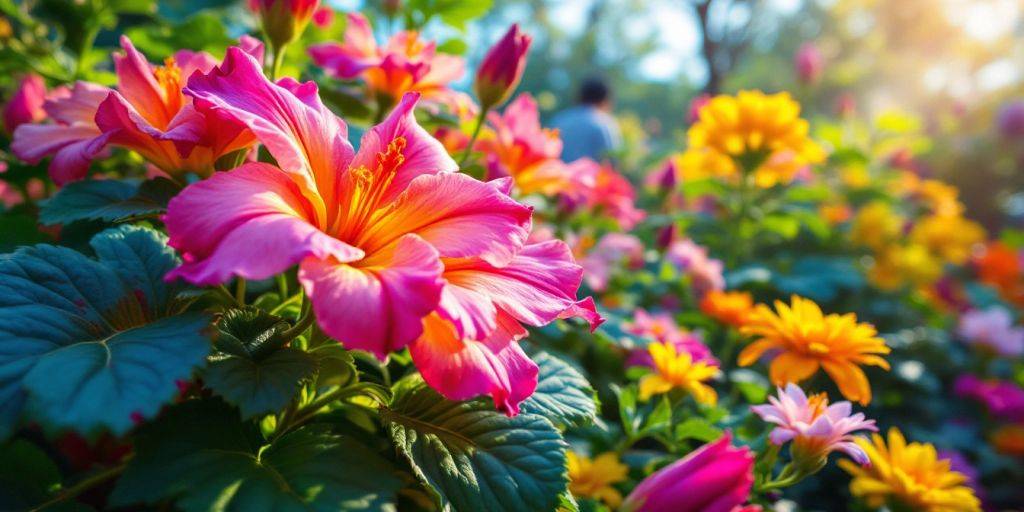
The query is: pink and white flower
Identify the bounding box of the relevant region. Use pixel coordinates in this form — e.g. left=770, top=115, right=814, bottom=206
left=624, top=309, right=718, bottom=368
left=752, top=384, right=877, bottom=466
left=665, top=238, right=724, bottom=297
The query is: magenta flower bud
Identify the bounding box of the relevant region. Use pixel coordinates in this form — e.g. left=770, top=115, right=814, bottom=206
left=997, top=100, right=1024, bottom=138
left=622, top=432, right=754, bottom=512
left=253, top=0, right=319, bottom=48
left=3, top=74, right=47, bottom=134
left=687, top=93, right=711, bottom=124
left=794, top=42, right=823, bottom=84
left=474, top=24, right=532, bottom=110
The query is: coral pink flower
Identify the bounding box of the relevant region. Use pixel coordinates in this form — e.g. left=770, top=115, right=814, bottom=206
left=957, top=307, right=1024, bottom=357
left=12, top=36, right=261, bottom=185
left=164, top=47, right=597, bottom=414
left=794, top=42, right=823, bottom=84
left=474, top=24, right=532, bottom=109
left=479, top=93, right=584, bottom=197
left=622, top=432, right=754, bottom=512
left=666, top=238, right=724, bottom=297
left=578, top=233, right=643, bottom=291
left=3, top=74, right=47, bottom=133
left=309, top=13, right=464, bottom=105
left=562, top=158, right=645, bottom=230
left=752, top=384, right=876, bottom=466
left=955, top=375, right=1024, bottom=423
left=624, top=309, right=718, bottom=368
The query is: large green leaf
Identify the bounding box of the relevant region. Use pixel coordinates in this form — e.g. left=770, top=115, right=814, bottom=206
left=0, top=226, right=210, bottom=437
left=204, top=348, right=317, bottom=420
left=39, top=178, right=179, bottom=226
left=520, top=351, right=597, bottom=427
left=383, top=378, right=568, bottom=512
left=111, top=399, right=403, bottom=512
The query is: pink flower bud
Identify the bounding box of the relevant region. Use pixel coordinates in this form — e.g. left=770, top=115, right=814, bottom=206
left=687, top=93, right=711, bottom=124
left=312, top=7, right=334, bottom=28
left=622, top=432, right=754, bottom=512
left=794, top=42, right=823, bottom=84
left=474, top=24, right=532, bottom=110
left=3, top=74, right=47, bottom=134
left=252, top=0, right=320, bottom=48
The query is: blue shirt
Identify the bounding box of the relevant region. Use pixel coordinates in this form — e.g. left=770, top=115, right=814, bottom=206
left=551, top=105, right=621, bottom=162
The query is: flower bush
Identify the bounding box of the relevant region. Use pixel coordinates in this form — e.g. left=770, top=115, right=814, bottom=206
left=0, top=2, right=1021, bottom=511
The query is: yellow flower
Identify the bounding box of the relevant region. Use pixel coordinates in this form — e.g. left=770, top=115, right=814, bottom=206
left=915, top=179, right=964, bottom=217
left=909, top=214, right=985, bottom=266
left=868, top=243, right=944, bottom=290
left=700, top=290, right=754, bottom=328
left=739, top=295, right=890, bottom=405
left=839, top=429, right=981, bottom=512
left=850, top=201, right=903, bottom=251
left=682, top=90, right=825, bottom=188
left=638, top=341, right=719, bottom=404
left=567, top=451, right=629, bottom=508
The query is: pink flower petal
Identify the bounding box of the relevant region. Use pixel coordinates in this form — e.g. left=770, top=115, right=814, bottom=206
left=409, top=311, right=537, bottom=415
left=184, top=46, right=353, bottom=223
left=165, top=163, right=363, bottom=285
left=359, top=173, right=531, bottom=265
left=349, top=92, right=458, bottom=204
left=299, top=234, right=444, bottom=359
left=12, top=123, right=110, bottom=185
left=113, top=36, right=175, bottom=128
left=442, top=240, right=589, bottom=329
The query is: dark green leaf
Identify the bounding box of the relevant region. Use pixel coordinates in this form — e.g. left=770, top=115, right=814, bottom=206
left=111, top=399, right=402, bottom=512
left=0, top=212, right=52, bottom=252
left=39, top=178, right=179, bottom=226
left=520, top=351, right=597, bottom=427
left=0, top=226, right=210, bottom=438
left=383, top=377, right=568, bottom=512
left=204, top=348, right=317, bottom=419
left=215, top=307, right=290, bottom=359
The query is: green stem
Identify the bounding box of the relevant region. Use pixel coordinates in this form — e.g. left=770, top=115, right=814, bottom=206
left=275, top=274, right=289, bottom=300
left=215, top=285, right=241, bottom=307
left=235, top=277, right=247, bottom=305
left=74, top=24, right=101, bottom=79
left=279, top=298, right=314, bottom=341
left=457, top=107, right=489, bottom=169
left=270, top=43, right=288, bottom=81
left=277, top=383, right=384, bottom=439
left=30, top=463, right=126, bottom=512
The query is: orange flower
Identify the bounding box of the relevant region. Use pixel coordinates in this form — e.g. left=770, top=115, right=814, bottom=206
left=975, top=242, right=1024, bottom=307
left=700, top=290, right=754, bottom=328
left=991, top=424, right=1024, bottom=457
left=739, top=296, right=890, bottom=405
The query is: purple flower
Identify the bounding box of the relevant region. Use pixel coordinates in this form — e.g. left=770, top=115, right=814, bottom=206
left=955, top=375, right=1024, bottom=423
left=958, top=307, right=1024, bottom=357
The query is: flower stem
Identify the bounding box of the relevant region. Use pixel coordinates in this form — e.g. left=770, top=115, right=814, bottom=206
left=458, top=107, right=489, bottom=169
left=279, top=298, right=314, bottom=341
left=30, top=463, right=126, bottom=512
left=270, top=43, right=288, bottom=81
left=235, top=277, right=247, bottom=305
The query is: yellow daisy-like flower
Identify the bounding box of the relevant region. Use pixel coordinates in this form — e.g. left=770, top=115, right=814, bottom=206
left=682, top=90, right=825, bottom=188
left=868, top=243, right=944, bottom=290
left=909, top=214, right=986, bottom=266
left=839, top=428, right=981, bottom=512
left=638, top=340, right=719, bottom=404
left=738, top=295, right=890, bottom=405
left=567, top=451, right=629, bottom=508
left=850, top=201, right=904, bottom=252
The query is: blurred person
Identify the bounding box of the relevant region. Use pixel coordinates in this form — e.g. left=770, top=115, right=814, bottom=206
left=552, top=76, right=621, bottom=162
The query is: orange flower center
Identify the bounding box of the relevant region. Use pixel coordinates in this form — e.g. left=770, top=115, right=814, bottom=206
left=331, top=136, right=406, bottom=244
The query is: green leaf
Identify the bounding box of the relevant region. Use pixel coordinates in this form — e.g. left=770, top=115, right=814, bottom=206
left=0, top=439, right=61, bottom=510
left=761, top=213, right=801, bottom=239
left=215, top=307, right=290, bottom=359
left=674, top=418, right=722, bottom=443
left=0, top=212, right=52, bottom=251
left=520, top=351, right=597, bottom=427
left=39, top=178, right=180, bottom=226
left=0, top=226, right=211, bottom=438
left=309, top=343, right=357, bottom=389
left=204, top=348, right=317, bottom=420
left=111, top=399, right=402, bottom=512
left=383, top=377, right=568, bottom=512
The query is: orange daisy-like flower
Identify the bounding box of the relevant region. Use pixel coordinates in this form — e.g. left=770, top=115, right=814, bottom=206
left=738, top=295, right=890, bottom=405
left=700, top=290, right=754, bottom=328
